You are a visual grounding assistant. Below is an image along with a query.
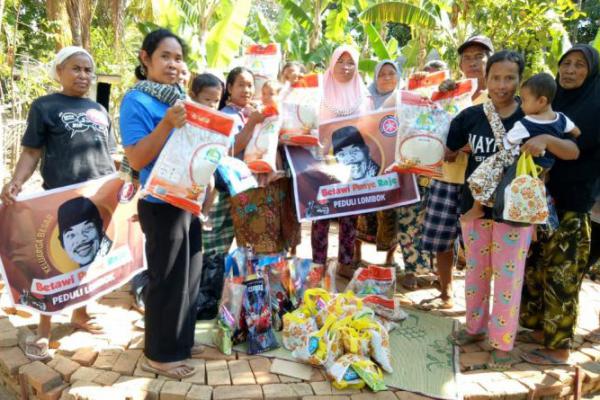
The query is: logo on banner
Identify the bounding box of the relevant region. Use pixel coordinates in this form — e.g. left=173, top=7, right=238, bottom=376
left=379, top=115, right=399, bottom=137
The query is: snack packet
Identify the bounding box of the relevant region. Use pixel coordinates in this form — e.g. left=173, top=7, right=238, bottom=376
left=243, top=276, right=280, bottom=354
left=351, top=358, right=387, bottom=392
left=280, top=74, right=321, bottom=146
left=244, top=105, right=282, bottom=173
left=145, top=101, right=233, bottom=215
left=215, top=281, right=246, bottom=352
left=217, top=156, right=258, bottom=196
left=290, top=258, right=325, bottom=306
left=244, top=44, right=281, bottom=100
left=263, top=255, right=294, bottom=330
left=213, top=320, right=233, bottom=356
left=346, top=265, right=396, bottom=297
left=322, top=259, right=338, bottom=293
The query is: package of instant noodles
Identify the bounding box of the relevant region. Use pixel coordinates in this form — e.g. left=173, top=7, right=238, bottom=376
left=145, top=101, right=233, bottom=215
left=280, top=74, right=321, bottom=147
left=244, top=43, right=281, bottom=100
left=244, top=105, right=282, bottom=173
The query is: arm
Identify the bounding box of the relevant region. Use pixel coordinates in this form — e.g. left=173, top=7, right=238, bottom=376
left=122, top=102, right=186, bottom=171
left=0, top=147, right=42, bottom=204
left=520, top=134, right=580, bottom=160
left=444, top=111, right=468, bottom=161
left=232, top=111, right=264, bottom=156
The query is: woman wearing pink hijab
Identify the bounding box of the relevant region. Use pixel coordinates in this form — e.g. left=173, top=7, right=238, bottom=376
left=312, top=45, right=373, bottom=276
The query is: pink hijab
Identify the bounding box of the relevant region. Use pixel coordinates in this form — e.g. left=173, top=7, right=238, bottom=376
left=321, top=45, right=370, bottom=120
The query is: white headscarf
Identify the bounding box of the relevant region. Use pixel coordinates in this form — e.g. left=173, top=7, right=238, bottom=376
left=49, top=46, right=95, bottom=83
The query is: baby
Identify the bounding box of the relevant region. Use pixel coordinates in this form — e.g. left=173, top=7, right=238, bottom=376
left=189, top=73, right=224, bottom=230
left=464, top=72, right=580, bottom=221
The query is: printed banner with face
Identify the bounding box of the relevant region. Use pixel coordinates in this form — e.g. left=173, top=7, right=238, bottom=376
left=0, top=174, right=145, bottom=315
left=286, top=109, right=420, bottom=221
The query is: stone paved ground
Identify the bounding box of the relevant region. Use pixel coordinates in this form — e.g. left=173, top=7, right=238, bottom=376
left=0, top=222, right=598, bottom=400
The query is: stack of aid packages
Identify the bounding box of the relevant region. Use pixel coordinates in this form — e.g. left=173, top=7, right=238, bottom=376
left=392, top=71, right=477, bottom=178
left=282, top=264, right=407, bottom=392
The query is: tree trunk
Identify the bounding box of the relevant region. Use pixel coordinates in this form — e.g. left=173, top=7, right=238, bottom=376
left=309, top=0, right=321, bottom=52
left=110, top=0, right=124, bottom=49
left=66, top=0, right=82, bottom=46
left=0, top=0, right=6, bottom=28
left=66, top=0, right=97, bottom=50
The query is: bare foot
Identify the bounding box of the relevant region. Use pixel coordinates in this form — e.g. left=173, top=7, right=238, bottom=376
left=71, top=308, right=104, bottom=334
left=143, top=358, right=195, bottom=379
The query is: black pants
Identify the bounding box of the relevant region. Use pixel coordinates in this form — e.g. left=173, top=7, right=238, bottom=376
left=589, top=221, right=600, bottom=268
left=138, top=200, right=203, bottom=362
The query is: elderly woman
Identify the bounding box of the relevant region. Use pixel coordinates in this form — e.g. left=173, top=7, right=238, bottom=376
left=0, top=46, right=116, bottom=359
left=519, top=44, right=600, bottom=365
left=312, top=45, right=372, bottom=277
left=447, top=50, right=579, bottom=370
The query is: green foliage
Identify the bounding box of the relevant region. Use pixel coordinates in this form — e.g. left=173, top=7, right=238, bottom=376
left=206, top=0, right=252, bottom=68
left=360, top=1, right=437, bottom=28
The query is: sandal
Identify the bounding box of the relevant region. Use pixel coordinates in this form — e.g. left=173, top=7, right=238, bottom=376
left=401, top=273, right=418, bottom=290
left=416, top=296, right=453, bottom=311
left=487, top=350, right=516, bottom=371
left=520, top=349, right=570, bottom=366
left=449, top=328, right=485, bottom=346
left=25, top=336, right=51, bottom=361
left=516, top=330, right=543, bottom=345
left=141, top=360, right=196, bottom=379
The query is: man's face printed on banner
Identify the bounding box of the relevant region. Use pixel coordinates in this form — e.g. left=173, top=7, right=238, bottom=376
left=335, top=144, right=369, bottom=180
left=61, top=219, right=101, bottom=266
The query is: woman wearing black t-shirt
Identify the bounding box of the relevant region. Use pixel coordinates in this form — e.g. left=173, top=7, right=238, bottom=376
left=0, top=47, right=116, bottom=360
left=446, top=51, right=578, bottom=370
left=520, top=44, right=600, bottom=366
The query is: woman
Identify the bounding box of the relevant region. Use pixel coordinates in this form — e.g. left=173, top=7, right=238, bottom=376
left=446, top=51, right=578, bottom=370
left=519, top=44, right=600, bottom=365
left=119, top=29, right=202, bottom=379
left=355, top=60, right=402, bottom=265
left=312, top=45, right=372, bottom=277
left=0, top=46, right=115, bottom=359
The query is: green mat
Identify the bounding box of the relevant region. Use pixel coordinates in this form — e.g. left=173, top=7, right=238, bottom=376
left=195, top=309, right=459, bottom=399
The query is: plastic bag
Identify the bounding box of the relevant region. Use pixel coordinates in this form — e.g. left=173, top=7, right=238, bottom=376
left=244, top=44, right=281, bottom=100
left=264, top=255, right=294, bottom=330
left=244, top=105, right=282, bottom=173
left=280, top=74, right=321, bottom=146
left=346, top=265, right=396, bottom=297
left=502, top=153, right=549, bottom=224
left=197, top=251, right=225, bottom=320
left=393, top=91, right=452, bottom=178
left=281, top=309, right=318, bottom=351
left=292, top=314, right=341, bottom=366
left=322, top=259, right=338, bottom=293
left=350, top=315, right=393, bottom=373
left=243, top=276, right=280, bottom=354
left=351, top=358, right=387, bottom=392
left=362, top=295, right=407, bottom=321
left=145, top=101, right=234, bottom=215
left=215, top=281, right=246, bottom=354
left=407, top=70, right=450, bottom=98
left=214, top=320, right=233, bottom=356
left=326, top=354, right=366, bottom=390
left=217, top=156, right=258, bottom=196
left=290, top=258, right=325, bottom=307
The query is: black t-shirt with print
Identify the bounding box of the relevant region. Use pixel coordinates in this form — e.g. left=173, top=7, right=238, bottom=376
left=21, top=93, right=117, bottom=190
left=446, top=103, right=524, bottom=214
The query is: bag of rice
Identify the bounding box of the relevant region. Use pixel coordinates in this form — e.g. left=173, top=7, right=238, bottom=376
left=280, top=74, right=321, bottom=147
left=346, top=265, right=396, bottom=297
left=145, top=101, right=234, bottom=215
left=244, top=105, right=282, bottom=173
left=245, top=44, right=281, bottom=100
left=407, top=70, right=450, bottom=98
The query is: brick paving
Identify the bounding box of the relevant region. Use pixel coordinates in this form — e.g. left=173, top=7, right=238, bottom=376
left=0, top=224, right=598, bottom=399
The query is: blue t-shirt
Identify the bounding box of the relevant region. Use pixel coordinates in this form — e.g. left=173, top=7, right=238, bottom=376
left=215, top=105, right=246, bottom=192
left=119, top=89, right=171, bottom=203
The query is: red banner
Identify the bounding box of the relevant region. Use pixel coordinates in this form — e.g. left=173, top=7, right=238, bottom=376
left=0, top=174, right=144, bottom=314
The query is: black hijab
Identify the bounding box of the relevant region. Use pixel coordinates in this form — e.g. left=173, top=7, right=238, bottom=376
left=549, top=44, right=600, bottom=213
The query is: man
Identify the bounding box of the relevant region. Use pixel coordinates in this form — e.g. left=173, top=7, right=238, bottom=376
left=57, top=196, right=112, bottom=267
left=418, top=35, right=493, bottom=309
left=332, top=126, right=380, bottom=181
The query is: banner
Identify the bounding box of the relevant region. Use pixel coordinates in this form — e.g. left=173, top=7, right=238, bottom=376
left=286, top=109, right=420, bottom=221
left=0, top=174, right=145, bottom=315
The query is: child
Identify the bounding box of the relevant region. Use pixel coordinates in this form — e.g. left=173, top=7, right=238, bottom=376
left=190, top=73, right=224, bottom=229
left=463, top=72, right=580, bottom=222
left=279, top=61, right=306, bottom=86
left=261, top=79, right=282, bottom=108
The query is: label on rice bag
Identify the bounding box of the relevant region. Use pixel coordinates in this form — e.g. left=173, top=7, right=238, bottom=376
left=145, top=101, right=234, bottom=215
left=245, top=43, right=281, bottom=100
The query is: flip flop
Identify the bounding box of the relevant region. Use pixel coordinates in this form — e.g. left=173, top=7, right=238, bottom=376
left=401, top=273, right=418, bottom=290
left=449, top=328, right=485, bottom=346
left=487, top=350, right=516, bottom=371
left=140, top=360, right=196, bottom=379
left=25, top=336, right=51, bottom=361
left=520, top=349, right=570, bottom=366
left=416, top=296, right=453, bottom=311
left=516, top=330, right=543, bottom=344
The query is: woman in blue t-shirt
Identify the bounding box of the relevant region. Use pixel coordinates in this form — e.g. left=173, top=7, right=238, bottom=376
left=119, top=29, right=200, bottom=379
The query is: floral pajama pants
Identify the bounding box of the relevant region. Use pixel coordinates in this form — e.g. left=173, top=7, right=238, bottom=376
left=311, top=216, right=357, bottom=265
left=462, top=219, right=533, bottom=351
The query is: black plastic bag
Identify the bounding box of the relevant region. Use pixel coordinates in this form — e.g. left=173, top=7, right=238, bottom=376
left=197, top=251, right=226, bottom=320
left=492, top=161, right=518, bottom=221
